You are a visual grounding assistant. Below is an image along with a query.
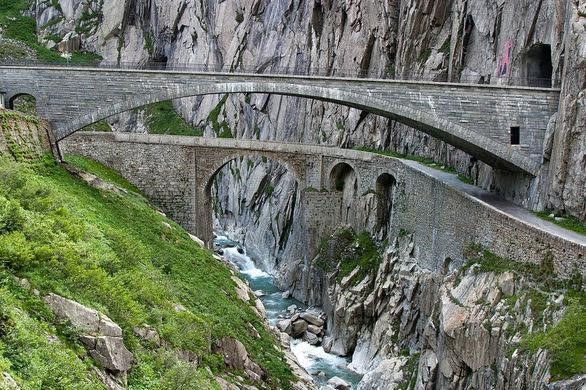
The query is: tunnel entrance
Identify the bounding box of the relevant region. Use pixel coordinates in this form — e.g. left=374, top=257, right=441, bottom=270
left=525, top=43, right=552, bottom=87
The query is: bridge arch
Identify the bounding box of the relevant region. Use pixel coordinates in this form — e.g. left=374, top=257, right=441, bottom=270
left=57, top=80, right=540, bottom=176
left=7, top=93, right=37, bottom=115
left=329, top=161, right=358, bottom=192
left=203, top=152, right=302, bottom=197
left=200, top=151, right=303, bottom=247
left=374, top=173, right=397, bottom=237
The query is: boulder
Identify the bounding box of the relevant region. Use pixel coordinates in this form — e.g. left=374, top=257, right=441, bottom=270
left=231, top=276, right=250, bottom=302
left=214, top=337, right=264, bottom=381
left=299, top=312, right=324, bottom=327
left=44, top=293, right=122, bottom=337
left=133, top=325, right=161, bottom=346
left=282, top=290, right=292, bottom=299
left=303, top=331, right=319, bottom=345
left=277, top=318, right=292, bottom=334
left=327, top=376, right=351, bottom=390
left=43, top=293, right=133, bottom=373
left=81, top=335, right=133, bottom=372
left=290, top=320, right=308, bottom=338
left=307, top=324, right=323, bottom=335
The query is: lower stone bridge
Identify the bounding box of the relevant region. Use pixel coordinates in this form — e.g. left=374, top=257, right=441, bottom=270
left=61, top=132, right=585, bottom=276
left=0, top=66, right=561, bottom=176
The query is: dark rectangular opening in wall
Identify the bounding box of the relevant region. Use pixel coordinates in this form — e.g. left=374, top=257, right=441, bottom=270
left=510, top=126, right=520, bottom=145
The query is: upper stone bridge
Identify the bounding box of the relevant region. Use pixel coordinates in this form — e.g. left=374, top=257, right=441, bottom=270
left=0, top=65, right=560, bottom=176
left=61, top=132, right=584, bottom=277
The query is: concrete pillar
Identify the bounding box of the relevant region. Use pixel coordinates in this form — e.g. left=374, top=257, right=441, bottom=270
left=0, top=92, right=5, bottom=109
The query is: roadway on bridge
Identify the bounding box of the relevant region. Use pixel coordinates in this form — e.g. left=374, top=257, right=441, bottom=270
left=405, top=160, right=586, bottom=247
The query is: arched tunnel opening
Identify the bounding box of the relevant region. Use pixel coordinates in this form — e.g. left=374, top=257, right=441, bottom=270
left=9, top=94, right=37, bottom=116
left=330, top=162, right=357, bottom=192
left=525, top=43, right=552, bottom=87
left=375, top=173, right=396, bottom=237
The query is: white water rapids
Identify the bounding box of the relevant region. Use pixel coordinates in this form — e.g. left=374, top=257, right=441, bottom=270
left=214, top=234, right=362, bottom=388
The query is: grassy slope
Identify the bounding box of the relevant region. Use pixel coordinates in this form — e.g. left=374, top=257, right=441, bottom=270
left=0, top=0, right=101, bottom=63
left=0, top=151, right=293, bottom=388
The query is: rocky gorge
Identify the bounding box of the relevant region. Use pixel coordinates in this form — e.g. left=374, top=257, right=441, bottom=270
left=1, top=0, right=584, bottom=388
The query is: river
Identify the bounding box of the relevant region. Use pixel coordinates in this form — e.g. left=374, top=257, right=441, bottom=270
left=214, top=235, right=362, bottom=388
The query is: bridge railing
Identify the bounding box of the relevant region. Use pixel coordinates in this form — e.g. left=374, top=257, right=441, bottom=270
left=0, top=60, right=557, bottom=88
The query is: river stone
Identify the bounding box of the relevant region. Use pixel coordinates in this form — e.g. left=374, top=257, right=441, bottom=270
left=303, top=331, right=319, bottom=346
left=299, top=312, right=324, bottom=327
left=307, top=324, right=322, bottom=335
left=327, top=376, right=351, bottom=390
left=290, top=320, right=308, bottom=338
left=277, top=318, right=292, bottom=334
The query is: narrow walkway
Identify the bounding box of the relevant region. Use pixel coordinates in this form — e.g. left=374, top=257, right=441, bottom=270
left=403, top=160, right=586, bottom=247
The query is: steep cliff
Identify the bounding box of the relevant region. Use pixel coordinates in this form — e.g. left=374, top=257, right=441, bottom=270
left=26, top=0, right=585, bottom=222
left=302, top=230, right=585, bottom=389
left=6, top=1, right=585, bottom=388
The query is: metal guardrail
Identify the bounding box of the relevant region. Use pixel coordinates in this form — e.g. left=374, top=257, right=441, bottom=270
left=0, top=60, right=558, bottom=88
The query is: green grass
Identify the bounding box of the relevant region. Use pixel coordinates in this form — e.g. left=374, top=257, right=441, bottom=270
left=534, top=211, right=586, bottom=236
left=62, top=154, right=141, bottom=194
left=144, top=101, right=203, bottom=137
left=0, top=0, right=102, bottom=64
left=80, top=120, right=113, bottom=133
left=522, top=298, right=586, bottom=380
left=0, top=274, right=103, bottom=388
left=355, top=147, right=474, bottom=184
left=315, top=228, right=382, bottom=286
left=0, top=126, right=294, bottom=389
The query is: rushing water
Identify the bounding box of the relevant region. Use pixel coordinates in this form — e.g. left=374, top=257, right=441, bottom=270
left=214, top=234, right=362, bottom=388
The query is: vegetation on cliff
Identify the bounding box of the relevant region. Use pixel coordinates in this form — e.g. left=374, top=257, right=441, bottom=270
left=0, top=116, right=294, bottom=388
left=462, top=245, right=585, bottom=380
left=316, top=227, right=382, bottom=286
left=0, top=0, right=100, bottom=63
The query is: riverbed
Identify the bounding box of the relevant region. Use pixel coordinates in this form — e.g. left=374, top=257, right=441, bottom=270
left=215, top=235, right=362, bottom=388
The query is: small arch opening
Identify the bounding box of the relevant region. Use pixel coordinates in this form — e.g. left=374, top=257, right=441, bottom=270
left=525, top=43, right=552, bottom=87
left=9, top=94, right=37, bottom=116
left=330, top=162, right=356, bottom=192
left=375, top=173, right=396, bottom=236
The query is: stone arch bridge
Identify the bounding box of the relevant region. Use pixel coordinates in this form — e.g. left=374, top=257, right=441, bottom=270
left=61, top=132, right=584, bottom=276
left=0, top=66, right=560, bottom=176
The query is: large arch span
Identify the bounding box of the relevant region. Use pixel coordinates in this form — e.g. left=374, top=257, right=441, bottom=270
left=0, top=66, right=560, bottom=175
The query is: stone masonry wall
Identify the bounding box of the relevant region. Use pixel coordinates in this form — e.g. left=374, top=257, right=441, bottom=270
left=0, top=66, right=559, bottom=174
left=60, top=133, right=197, bottom=232
left=60, top=132, right=585, bottom=277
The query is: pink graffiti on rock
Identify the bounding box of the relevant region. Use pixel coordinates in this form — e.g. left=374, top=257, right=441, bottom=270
left=497, top=39, right=513, bottom=78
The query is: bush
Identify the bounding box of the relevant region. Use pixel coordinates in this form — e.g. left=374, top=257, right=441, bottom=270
left=0, top=196, right=24, bottom=233
left=0, top=231, right=33, bottom=269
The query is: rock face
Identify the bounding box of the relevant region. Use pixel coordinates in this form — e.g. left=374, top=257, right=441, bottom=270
left=213, top=337, right=264, bottom=382
left=43, top=293, right=133, bottom=386
left=30, top=0, right=585, bottom=223
left=0, top=372, right=20, bottom=390
left=303, top=233, right=583, bottom=389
